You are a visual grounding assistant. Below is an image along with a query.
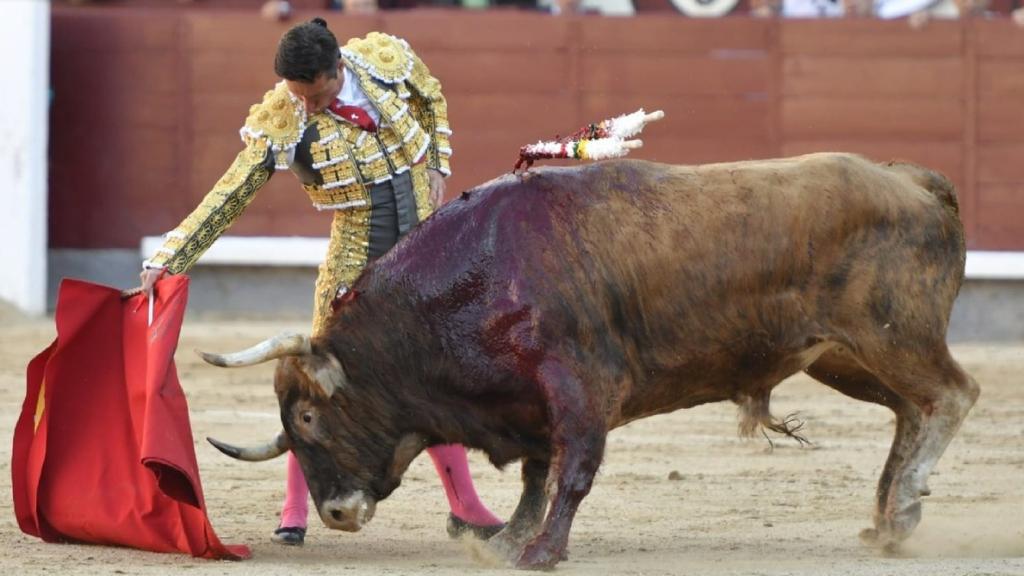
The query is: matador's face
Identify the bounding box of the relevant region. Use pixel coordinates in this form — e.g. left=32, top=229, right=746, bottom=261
left=286, top=62, right=344, bottom=115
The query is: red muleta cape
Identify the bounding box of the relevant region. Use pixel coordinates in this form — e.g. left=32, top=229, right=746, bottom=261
left=11, top=276, right=249, bottom=560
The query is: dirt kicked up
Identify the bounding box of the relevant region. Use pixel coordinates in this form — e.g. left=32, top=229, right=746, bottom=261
left=1, top=316, right=1021, bottom=575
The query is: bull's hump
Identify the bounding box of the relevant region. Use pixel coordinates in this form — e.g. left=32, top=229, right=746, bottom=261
left=457, top=160, right=666, bottom=203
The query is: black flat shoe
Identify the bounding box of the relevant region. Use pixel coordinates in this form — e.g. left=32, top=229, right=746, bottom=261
left=271, top=526, right=306, bottom=546
left=446, top=513, right=505, bottom=541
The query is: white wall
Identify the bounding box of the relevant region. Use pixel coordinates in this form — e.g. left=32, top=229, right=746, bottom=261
left=0, top=1, right=49, bottom=315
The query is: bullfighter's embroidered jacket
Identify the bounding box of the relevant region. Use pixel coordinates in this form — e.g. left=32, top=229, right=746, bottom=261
left=146, top=32, right=451, bottom=275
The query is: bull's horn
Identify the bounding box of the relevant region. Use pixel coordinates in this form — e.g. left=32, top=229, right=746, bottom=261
left=207, top=431, right=291, bottom=462
left=197, top=331, right=312, bottom=367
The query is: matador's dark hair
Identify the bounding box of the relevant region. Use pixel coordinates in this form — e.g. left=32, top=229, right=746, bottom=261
left=274, top=17, right=340, bottom=83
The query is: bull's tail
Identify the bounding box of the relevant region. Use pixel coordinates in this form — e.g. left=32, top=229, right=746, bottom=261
left=885, top=160, right=960, bottom=216
left=737, top=392, right=810, bottom=451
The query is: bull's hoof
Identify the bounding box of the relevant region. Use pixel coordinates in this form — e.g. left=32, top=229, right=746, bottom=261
left=858, top=527, right=880, bottom=546
left=881, top=541, right=906, bottom=558
left=860, top=524, right=904, bottom=551
left=860, top=502, right=920, bottom=554
left=447, top=513, right=506, bottom=541
left=516, top=541, right=563, bottom=571
left=888, top=501, right=922, bottom=539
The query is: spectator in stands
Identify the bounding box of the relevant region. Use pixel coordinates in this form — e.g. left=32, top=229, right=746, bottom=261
left=753, top=0, right=1003, bottom=20
left=261, top=0, right=293, bottom=19
left=549, top=0, right=584, bottom=14
left=347, top=0, right=381, bottom=11
left=750, top=0, right=845, bottom=18
left=874, top=0, right=989, bottom=28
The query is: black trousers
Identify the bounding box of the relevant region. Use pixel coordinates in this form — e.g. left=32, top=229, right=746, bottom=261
left=367, top=170, right=420, bottom=261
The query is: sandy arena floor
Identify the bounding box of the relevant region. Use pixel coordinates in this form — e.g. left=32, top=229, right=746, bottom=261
left=1, top=310, right=1022, bottom=575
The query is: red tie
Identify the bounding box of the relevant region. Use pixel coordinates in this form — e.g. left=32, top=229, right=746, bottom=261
left=328, top=102, right=377, bottom=132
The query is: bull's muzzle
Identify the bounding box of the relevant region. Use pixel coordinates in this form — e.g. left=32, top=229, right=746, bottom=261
left=319, top=491, right=376, bottom=532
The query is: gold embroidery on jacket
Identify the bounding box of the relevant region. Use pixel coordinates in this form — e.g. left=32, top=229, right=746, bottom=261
left=313, top=208, right=371, bottom=336
left=149, top=141, right=272, bottom=274
left=302, top=47, right=444, bottom=209
left=405, top=52, right=452, bottom=175
left=241, top=82, right=306, bottom=155
left=340, top=32, right=414, bottom=84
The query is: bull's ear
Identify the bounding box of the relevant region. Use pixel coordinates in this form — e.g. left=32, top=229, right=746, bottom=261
left=295, top=352, right=348, bottom=397
left=389, top=433, right=426, bottom=479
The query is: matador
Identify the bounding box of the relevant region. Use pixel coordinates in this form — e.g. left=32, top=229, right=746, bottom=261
left=142, top=19, right=503, bottom=547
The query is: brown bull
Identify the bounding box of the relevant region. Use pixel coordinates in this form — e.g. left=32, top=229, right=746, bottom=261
left=203, top=153, right=978, bottom=570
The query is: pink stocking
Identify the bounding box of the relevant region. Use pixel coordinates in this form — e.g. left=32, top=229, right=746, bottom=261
left=427, top=444, right=503, bottom=526
left=279, top=451, right=309, bottom=529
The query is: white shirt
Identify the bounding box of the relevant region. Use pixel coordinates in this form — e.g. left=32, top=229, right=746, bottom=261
left=336, top=66, right=380, bottom=124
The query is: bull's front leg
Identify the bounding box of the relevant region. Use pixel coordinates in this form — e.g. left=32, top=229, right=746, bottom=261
left=516, top=360, right=606, bottom=570
left=487, top=458, right=550, bottom=559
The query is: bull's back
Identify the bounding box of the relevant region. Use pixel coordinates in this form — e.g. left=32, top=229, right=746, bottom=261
left=502, top=153, right=964, bottom=308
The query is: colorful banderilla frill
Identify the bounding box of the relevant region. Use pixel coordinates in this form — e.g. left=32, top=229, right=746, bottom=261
left=514, top=109, right=665, bottom=171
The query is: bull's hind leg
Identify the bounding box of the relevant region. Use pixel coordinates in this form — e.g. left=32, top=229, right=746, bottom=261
left=805, top=350, right=924, bottom=545
left=863, top=347, right=979, bottom=551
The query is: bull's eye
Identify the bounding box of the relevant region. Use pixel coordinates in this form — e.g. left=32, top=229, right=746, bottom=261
left=301, top=411, right=313, bottom=424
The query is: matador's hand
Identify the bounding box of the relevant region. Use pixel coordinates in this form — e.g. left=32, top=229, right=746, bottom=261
left=139, top=268, right=164, bottom=297
left=427, top=168, right=445, bottom=210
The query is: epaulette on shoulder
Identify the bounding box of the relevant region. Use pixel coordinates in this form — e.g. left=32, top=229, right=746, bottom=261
left=240, top=81, right=307, bottom=152
left=407, top=52, right=442, bottom=100
left=339, top=32, right=414, bottom=84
